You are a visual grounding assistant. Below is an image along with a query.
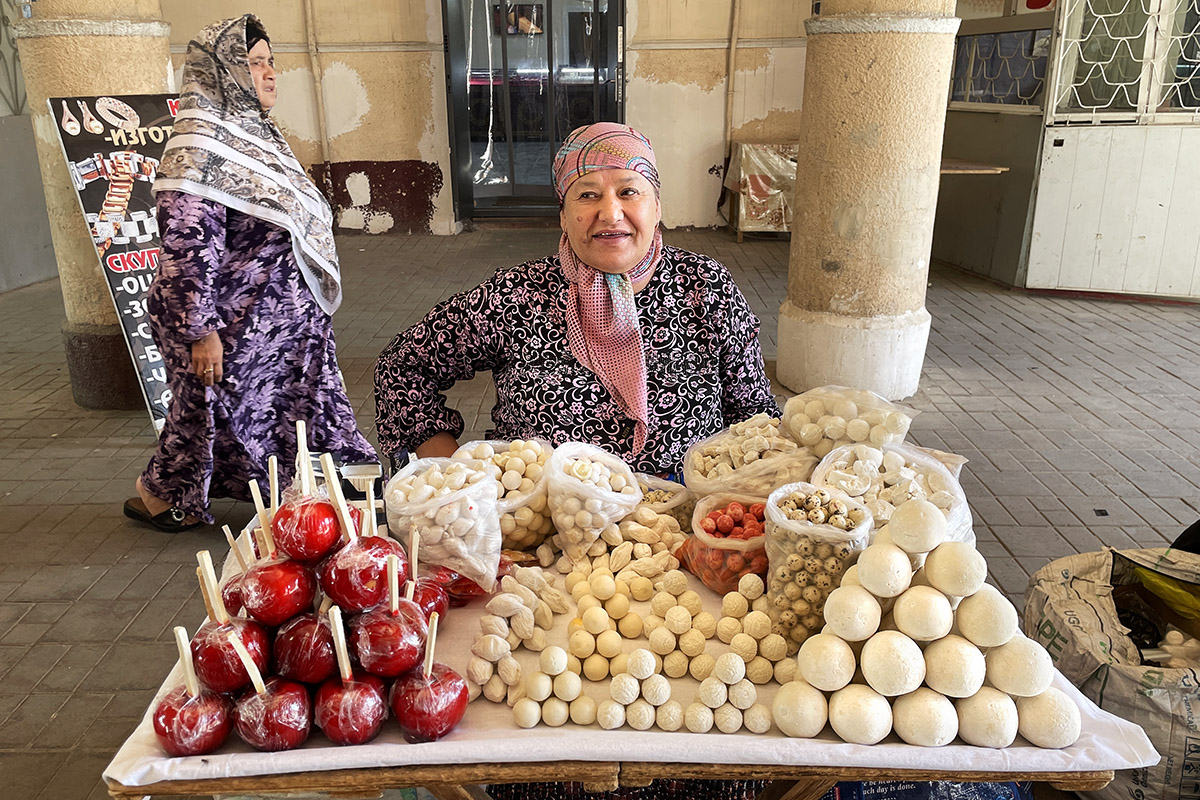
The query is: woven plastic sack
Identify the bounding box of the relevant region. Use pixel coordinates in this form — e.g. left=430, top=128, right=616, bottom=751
left=452, top=439, right=554, bottom=551
left=384, top=457, right=501, bottom=592
left=781, top=385, right=919, bottom=460
left=676, top=492, right=769, bottom=594
left=546, top=442, right=642, bottom=563
left=635, top=474, right=695, bottom=530
left=683, top=415, right=817, bottom=498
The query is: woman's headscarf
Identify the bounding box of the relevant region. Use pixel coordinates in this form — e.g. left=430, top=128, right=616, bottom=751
left=553, top=123, right=664, bottom=456
left=153, top=15, right=343, bottom=315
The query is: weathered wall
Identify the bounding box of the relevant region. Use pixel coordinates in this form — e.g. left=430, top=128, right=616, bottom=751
left=162, top=0, right=456, bottom=235
left=0, top=115, right=56, bottom=292
left=626, top=0, right=807, bottom=228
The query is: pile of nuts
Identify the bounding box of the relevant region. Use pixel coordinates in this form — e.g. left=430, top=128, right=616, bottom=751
left=782, top=390, right=913, bottom=459
left=453, top=440, right=554, bottom=549
left=817, top=444, right=960, bottom=527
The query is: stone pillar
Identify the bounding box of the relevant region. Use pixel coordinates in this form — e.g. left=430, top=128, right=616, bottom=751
left=14, top=1, right=171, bottom=410
left=776, top=0, right=959, bottom=399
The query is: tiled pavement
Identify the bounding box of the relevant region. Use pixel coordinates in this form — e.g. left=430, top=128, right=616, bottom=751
left=0, top=228, right=1198, bottom=799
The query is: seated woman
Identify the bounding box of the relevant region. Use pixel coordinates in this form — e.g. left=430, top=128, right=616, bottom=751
left=374, top=122, right=780, bottom=475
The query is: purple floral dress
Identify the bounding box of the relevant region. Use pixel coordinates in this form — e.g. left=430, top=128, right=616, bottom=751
left=374, top=245, right=780, bottom=474
left=139, top=191, right=375, bottom=523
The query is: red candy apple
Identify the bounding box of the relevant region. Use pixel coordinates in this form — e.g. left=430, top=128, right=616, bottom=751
left=191, top=618, right=271, bottom=693
left=153, top=627, right=233, bottom=756
left=411, top=578, right=450, bottom=622
left=389, top=612, right=467, bottom=743
left=220, top=576, right=244, bottom=617
left=241, top=559, right=317, bottom=626
left=320, top=536, right=408, bottom=612
left=233, top=676, right=312, bottom=752
left=349, top=602, right=427, bottom=677
left=273, top=612, right=336, bottom=684
left=315, top=605, right=387, bottom=745
left=272, top=496, right=342, bottom=563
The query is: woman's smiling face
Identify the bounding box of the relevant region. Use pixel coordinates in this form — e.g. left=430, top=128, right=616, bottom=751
left=560, top=168, right=661, bottom=274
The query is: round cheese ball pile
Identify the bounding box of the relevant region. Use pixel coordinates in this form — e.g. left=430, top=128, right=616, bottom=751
left=452, top=440, right=554, bottom=549
left=782, top=390, right=912, bottom=459
left=685, top=653, right=772, bottom=734
left=818, top=444, right=959, bottom=527
left=547, top=451, right=640, bottom=562
left=511, top=646, right=591, bottom=728
left=635, top=570, right=725, bottom=680
left=772, top=498, right=1079, bottom=749
left=591, top=648, right=679, bottom=731
left=687, top=414, right=810, bottom=494
left=714, top=574, right=789, bottom=678
left=562, top=568, right=643, bottom=681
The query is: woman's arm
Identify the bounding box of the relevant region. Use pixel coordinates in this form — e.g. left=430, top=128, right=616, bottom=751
left=717, top=274, right=782, bottom=425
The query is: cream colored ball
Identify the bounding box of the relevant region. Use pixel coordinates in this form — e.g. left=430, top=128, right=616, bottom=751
left=689, top=653, right=717, bottom=681
left=685, top=702, right=714, bottom=733
left=679, top=629, right=707, bottom=658
left=609, top=672, right=640, bottom=705
left=923, top=541, right=987, bottom=597
left=797, top=633, right=856, bottom=692
left=888, top=498, right=948, bottom=554
left=641, top=673, right=672, bottom=706
left=663, top=650, right=689, bottom=679
left=716, top=617, right=743, bottom=644
left=774, top=658, right=800, bottom=684
left=692, top=611, right=718, bottom=639
left=627, top=648, right=658, bottom=680
left=605, top=592, right=631, bottom=620
left=677, top=590, right=703, bottom=616
left=731, top=633, right=758, bottom=661
left=727, top=678, right=757, bottom=710
left=656, top=699, right=684, bottom=731
left=540, top=646, right=568, bottom=676
left=823, top=585, right=882, bottom=642
left=596, top=699, right=625, bottom=730
left=582, top=606, right=611, bottom=635
left=542, top=697, right=570, bottom=727
left=525, top=671, right=553, bottom=702
left=758, top=633, right=788, bottom=662
left=892, top=688, right=958, bottom=747
left=923, top=634, right=986, bottom=698
left=570, top=695, right=597, bottom=726
left=609, top=652, right=629, bottom=676
left=626, top=698, right=656, bottom=730
left=596, top=629, right=623, bottom=659
left=986, top=636, right=1054, bottom=697
left=738, top=573, right=765, bottom=600
left=861, top=631, right=925, bottom=697
left=892, top=585, right=954, bottom=642
left=714, top=703, right=744, bottom=733
left=743, top=703, right=772, bottom=734
left=722, top=591, right=749, bottom=619
left=665, top=605, right=693, bottom=635
left=1016, top=688, right=1081, bottom=749
left=955, top=585, right=1019, bottom=648
left=583, top=653, right=609, bottom=681
left=618, top=612, right=643, bottom=638
left=955, top=687, right=1018, bottom=748
left=772, top=679, right=828, bottom=738
left=649, top=626, right=677, bottom=656
left=746, top=656, right=774, bottom=685
left=856, top=543, right=914, bottom=598
left=829, top=684, right=893, bottom=745
left=513, top=697, right=541, bottom=728
left=698, top=676, right=728, bottom=709
left=553, top=670, right=583, bottom=702
left=742, top=611, right=773, bottom=640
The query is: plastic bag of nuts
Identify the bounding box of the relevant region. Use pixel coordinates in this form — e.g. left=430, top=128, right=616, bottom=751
left=635, top=474, right=694, bottom=530
left=780, top=385, right=919, bottom=460
left=682, top=415, right=817, bottom=498
left=676, top=493, right=769, bottom=595
left=384, top=457, right=502, bottom=592
left=763, top=481, right=872, bottom=655
left=452, top=439, right=555, bottom=551
left=546, top=442, right=641, bottom=562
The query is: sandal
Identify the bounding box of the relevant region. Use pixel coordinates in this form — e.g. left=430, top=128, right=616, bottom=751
left=123, top=497, right=202, bottom=533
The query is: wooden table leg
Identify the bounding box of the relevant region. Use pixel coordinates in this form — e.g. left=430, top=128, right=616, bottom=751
left=426, top=785, right=478, bottom=800
left=755, top=778, right=838, bottom=800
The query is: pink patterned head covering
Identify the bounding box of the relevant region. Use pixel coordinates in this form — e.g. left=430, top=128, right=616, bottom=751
left=554, top=123, right=663, bottom=457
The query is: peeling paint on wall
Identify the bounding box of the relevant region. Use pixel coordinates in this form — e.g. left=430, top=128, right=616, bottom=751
left=311, top=160, right=444, bottom=235
left=273, top=68, right=321, bottom=143
left=322, top=62, right=371, bottom=139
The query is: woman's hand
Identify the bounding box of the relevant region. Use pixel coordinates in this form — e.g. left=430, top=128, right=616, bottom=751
left=191, top=331, right=223, bottom=386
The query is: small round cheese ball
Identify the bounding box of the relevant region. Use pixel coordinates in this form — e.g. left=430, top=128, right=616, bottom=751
left=986, top=635, right=1054, bottom=697
left=643, top=614, right=665, bottom=636
left=716, top=617, right=743, bottom=644
left=679, top=629, right=707, bottom=658
left=743, top=703, right=772, bottom=734
left=582, top=606, right=611, bottom=635
left=609, top=672, right=641, bottom=705
left=797, top=633, right=856, bottom=692
left=861, top=631, right=925, bottom=696
left=649, top=626, right=677, bottom=655
left=892, top=585, right=954, bottom=642
left=630, top=576, right=655, bottom=601
left=856, top=543, right=914, bottom=598
left=923, top=634, right=986, bottom=698
left=662, top=569, right=689, bottom=596
left=746, top=656, right=774, bottom=685
left=566, top=653, right=582, bottom=675
left=722, top=591, right=749, bottom=619
left=656, top=699, right=684, bottom=731
left=727, top=678, right=757, bottom=710
left=526, top=671, right=553, bottom=702
left=604, top=592, right=631, bottom=621
left=692, top=611, right=718, bottom=639
left=956, top=687, right=1018, bottom=748
left=738, top=573, right=765, bottom=600
left=685, top=702, right=714, bottom=733
left=1016, top=688, right=1081, bottom=749
left=955, top=585, right=1019, bottom=648
left=569, top=629, right=597, bottom=659
left=618, top=612, right=644, bottom=638
left=758, top=633, right=788, bottom=662
left=714, top=703, right=744, bottom=733
left=774, top=657, right=799, bottom=685
left=590, top=572, right=617, bottom=601
left=627, top=648, right=658, bottom=680
left=892, top=687, right=958, bottom=747
left=823, top=585, right=882, bottom=642
left=713, top=652, right=747, bottom=685
left=665, top=605, right=693, bottom=635
left=583, top=653, right=609, bottom=681
left=742, top=610, right=772, bottom=640
left=596, top=699, right=626, bottom=730
left=565, top=571, right=588, bottom=592
left=513, top=697, right=541, bottom=728
left=609, top=652, right=629, bottom=676
left=689, top=653, right=717, bottom=681
left=651, top=591, right=677, bottom=617
left=888, top=498, right=948, bottom=554
left=731, top=633, right=759, bottom=661
left=570, top=695, right=597, bottom=726
left=924, top=541, right=987, bottom=597
left=542, top=696, right=570, bottom=727
left=642, top=673, right=671, bottom=706
left=829, top=684, right=893, bottom=745
left=571, top=582, right=592, bottom=603
left=663, top=650, right=689, bottom=678
left=698, top=676, right=728, bottom=708
left=773, top=679, right=828, bottom=738
left=596, top=629, right=623, bottom=659
left=677, top=590, right=703, bottom=616
left=553, top=670, right=583, bottom=702
left=540, top=646, right=568, bottom=676
left=626, top=698, right=656, bottom=730
left=577, top=595, right=602, bottom=616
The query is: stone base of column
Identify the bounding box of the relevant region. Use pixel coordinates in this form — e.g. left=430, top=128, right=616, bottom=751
left=776, top=301, right=931, bottom=400
left=62, top=322, right=144, bottom=411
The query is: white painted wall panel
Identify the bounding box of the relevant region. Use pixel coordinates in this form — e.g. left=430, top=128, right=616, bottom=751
left=1026, top=129, right=1078, bottom=288
left=1091, top=130, right=1142, bottom=290
left=1057, top=127, right=1110, bottom=290
left=1123, top=127, right=1179, bottom=294
left=1160, top=128, right=1200, bottom=296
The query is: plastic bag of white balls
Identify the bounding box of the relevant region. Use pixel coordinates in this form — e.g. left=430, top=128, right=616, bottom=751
left=635, top=473, right=695, bottom=531
left=383, top=456, right=502, bottom=591
left=811, top=442, right=974, bottom=546
left=452, top=439, right=555, bottom=550
left=681, top=416, right=818, bottom=499
left=781, top=385, right=919, bottom=459
left=675, top=492, right=769, bottom=595
left=545, top=442, right=642, bottom=562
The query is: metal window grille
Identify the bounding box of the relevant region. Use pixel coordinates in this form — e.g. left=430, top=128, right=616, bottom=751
left=0, top=0, right=28, bottom=116
left=951, top=29, right=1052, bottom=105
left=1157, top=0, right=1200, bottom=109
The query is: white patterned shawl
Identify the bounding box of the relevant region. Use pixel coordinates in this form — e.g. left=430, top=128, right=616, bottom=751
left=154, top=14, right=342, bottom=315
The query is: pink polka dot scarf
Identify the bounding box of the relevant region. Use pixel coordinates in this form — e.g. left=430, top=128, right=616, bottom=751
left=554, top=123, right=663, bottom=456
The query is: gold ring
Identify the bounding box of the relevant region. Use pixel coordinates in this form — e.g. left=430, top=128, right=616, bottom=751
left=204, top=367, right=214, bottom=373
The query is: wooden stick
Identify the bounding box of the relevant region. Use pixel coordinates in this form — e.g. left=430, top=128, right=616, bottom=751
left=195, top=566, right=217, bottom=623
left=227, top=631, right=266, bottom=694
left=318, top=595, right=334, bottom=615
left=328, top=605, right=353, bottom=684
left=268, top=454, right=280, bottom=516
left=405, top=580, right=415, bottom=604
left=423, top=611, right=440, bottom=679
left=174, top=626, right=200, bottom=697
left=248, top=482, right=276, bottom=558
left=365, top=481, right=378, bottom=537
left=388, top=554, right=400, bottom=615
left=197, top=551, right=230, bottom=626
left=320, top=453, right=356, bottom=543
left=296, top=420, right=314, bottom=496
left=223, top=525, right=249, bottom=574
left=409, top=525, right=420, bottom=578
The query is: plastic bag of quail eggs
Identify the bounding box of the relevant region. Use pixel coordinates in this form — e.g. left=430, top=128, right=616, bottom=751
left=781, top=386, right=919, bottom=460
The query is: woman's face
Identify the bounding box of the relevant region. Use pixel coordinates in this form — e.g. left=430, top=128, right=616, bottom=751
left=560, top=168, right=661, bottom=274
left=248, top=39, right=277, bottom=110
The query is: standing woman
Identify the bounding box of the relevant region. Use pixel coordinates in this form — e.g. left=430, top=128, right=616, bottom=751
left=124, top=15, right=375, bottom=531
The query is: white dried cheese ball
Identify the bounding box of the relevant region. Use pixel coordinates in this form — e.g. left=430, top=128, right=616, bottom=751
left=662, top=570, right=689, bottom=596
left=692, top=612, right=718, bottom=639
left=829, top=684, right=893, bottom=745
left=758, top=633, right=788, bottom=662
left=746, top=656, right=774, bottom=685
left=713, top=651, right=747, bottom=685
left=651, top=591, right=677, bottom=617
left=596, top=629, right=623, bottom=659
left=823, top=585, right=882, bottom=642
left=570, top=695, right=597, bottom=726
left=609, top=672, right=641, bottom=705
left=661, top=650, right=687, bottom=679
left=596, top=699, right=625, bottom=730
left=888, top=499, right=948, bottom=554
left=649, top=626, right=677, bottom=655
left=627, top=648, right=658, bottom=680
left=685, top=702, right=714, bottom=733
left=956, top=687, right=1017, bottom=748
left=642, top=673, right=672, bottom=706
left=730, top=633, right=759, bottom=661
left=513, top=697, right=541, bottom=728
left=774, top=658, right=800, bottom=684
left=744, top=703, right=772, bottom=734
left=861, top=631, right=925, bottom=696
left=923, top=635, right=986, bottom=698
left=590, top=572, right=617, bottom=601
left=955, top=585, right=1019, bottom=648
left=542, top=697, right=570, bottom=727
left=797, top=633, right=856, bottom=692
left=714, top=703, right=744, bottom=733
left=553, top=671, right=582, bottom=702
left=540, top=646, right=568, bottom=677
left=626, top=698, right=656, bottom=730
left=583, top=653, right=609, bottom=681
left=577, top=595, right=602, bottom=616
left=582, top=606, right=611, bottom=635
left=773, top=679, right=828, bottom=738
left=677, top=590, right=703, bottom=617
left=856, top=543, right=913, bottom=599
left=722, top=592, right=749, bottom=619
left=525, top=671, right=553, bottom=702
left=752, top=596, right=771, bottom=615
left=679, top=629, right=707, bottom=658
left=742, top=611, right=772, bottom=640
left=738, top=573, right=765, bottom=600
left=727, top=678, right=757, bottom=710
left=892, top=687, right=958, bottom=747
left=665, top=605, right=693, bottom=636
left=716, top=616, right=743, bottom=644
left=1016, top=688, right=1081, bottom=749
left=892, top=585, right=954, bottom=642
left=618, top=612, right=643, bottom=639
left=656, top=699, right=684, bottom=731
left=841, top=564, right=862, bottom=589
left=924, top=541, right=987, bottom=598
left=689, top=653, right=717, bottom=681
left=987, top=636, right=1054, bottom=697
left=698, top=676, right=728, bottom=708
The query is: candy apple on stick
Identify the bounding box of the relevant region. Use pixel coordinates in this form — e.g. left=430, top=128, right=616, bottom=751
left=219, top=524, right=250, bottom=617
left=272, top=423, right=341, bottom=563
left=389, top=612, right=468, bottom=743
left=152, top=626, right=233, bottom=756
left=229, top=631, right=312, bottom=751
left=191, top=551, right=270, bottom=694
left=349, top=553, right=427, bottom=677
left=273, top=594, right=337, bottom=684
left=240, top=482, right=318, bottom=626
left=315, top=605, right=387, bottom=745
left=407, top=527, right=449, bottom=623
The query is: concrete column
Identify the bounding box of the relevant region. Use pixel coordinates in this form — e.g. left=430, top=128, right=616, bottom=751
left=14, top=1, right=171, bottom=410
left=776, top=0, right=959, bottom=399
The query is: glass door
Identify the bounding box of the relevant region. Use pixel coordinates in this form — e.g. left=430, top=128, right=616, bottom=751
left=444, top=0, right=624, bottom=218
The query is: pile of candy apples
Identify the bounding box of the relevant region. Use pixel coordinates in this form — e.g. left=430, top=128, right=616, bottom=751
left=151, top=436, right=468, bottom=756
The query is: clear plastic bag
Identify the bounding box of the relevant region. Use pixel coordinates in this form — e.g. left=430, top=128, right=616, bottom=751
left=764, top=481, right=873, bottom=654
left=781, top=385, right=920, bottom=460
left=635, top=473, right=695, bottom=530
left=811, top=442, right=974, bottom=546
left=683, top=414, right=817, bottom=498
left=676, top=492, right=769, bottom=594
left=152, top=685, right=233, bottom=756
left=453, top=439, right=555, bottom=550
left=232, top=676, right=312, bottom=752
left=271, top=487, right=344, bottom=563
left=545, top=442, right=642, bottom=563
left=384, top=457, right=502, bottom=592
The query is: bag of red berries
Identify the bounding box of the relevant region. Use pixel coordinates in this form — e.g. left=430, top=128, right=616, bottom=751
left=675, top=493, right=769, bottom=594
